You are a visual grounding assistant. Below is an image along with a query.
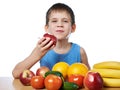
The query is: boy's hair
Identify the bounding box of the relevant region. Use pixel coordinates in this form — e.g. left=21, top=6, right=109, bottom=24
left=46, top=3, right=75, bottom=25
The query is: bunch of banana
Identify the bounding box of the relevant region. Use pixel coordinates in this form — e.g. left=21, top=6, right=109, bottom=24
left=91, top=61, right=120, bottom=87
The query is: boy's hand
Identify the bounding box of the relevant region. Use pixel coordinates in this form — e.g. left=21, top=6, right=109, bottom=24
left=31, top=37, right=55, bottom=60
left=38, top=37, right=55, bottom=50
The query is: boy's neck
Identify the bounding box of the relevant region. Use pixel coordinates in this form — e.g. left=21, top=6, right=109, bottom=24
left=53, top=39, right=72, bottom=54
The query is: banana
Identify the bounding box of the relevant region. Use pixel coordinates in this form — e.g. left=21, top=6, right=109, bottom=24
left=91, top=68, right=120, bottom=78
left=92, top=61, right=120, bottom=87
left=103, top=78, right=120, bottom=87
left=93, top=61, right=120, bottom=69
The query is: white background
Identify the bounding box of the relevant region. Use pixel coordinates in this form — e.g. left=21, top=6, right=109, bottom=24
left=0, top=0, right=120, bottom=77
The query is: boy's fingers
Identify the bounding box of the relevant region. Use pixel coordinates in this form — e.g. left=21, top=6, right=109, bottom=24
left=38, top=37, right=46, bottom=44
left=40, top=38, right=51, bottom=47
left=42, top=40, right=53, bottom=50
left=50, top=44, right=55, bottom=49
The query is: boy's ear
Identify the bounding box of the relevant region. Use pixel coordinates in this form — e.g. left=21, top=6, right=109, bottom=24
left=44, top=25, right=48, bottom=32
left=71, top=24, right=76, bottom=33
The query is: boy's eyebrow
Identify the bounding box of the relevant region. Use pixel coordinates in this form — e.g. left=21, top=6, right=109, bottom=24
left=49, top=18, right=70, bottom=20
left=49, top=18, right=57, bottom=20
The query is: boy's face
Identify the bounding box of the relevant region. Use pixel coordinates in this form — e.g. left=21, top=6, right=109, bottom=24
left=45, top=11, right=76, bottom=40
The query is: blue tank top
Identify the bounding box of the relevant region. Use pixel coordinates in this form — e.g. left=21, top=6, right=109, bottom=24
left=40, top=43, right=81, bottom=70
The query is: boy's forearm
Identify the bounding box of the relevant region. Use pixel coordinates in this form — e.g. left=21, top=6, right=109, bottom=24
left=12, top=38, right=53, bottom=78
left=12, top=50, right=42, bottom=79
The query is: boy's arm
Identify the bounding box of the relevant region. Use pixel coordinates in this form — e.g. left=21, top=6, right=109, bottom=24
left=80, top=47, right=91, bottom=70
left=12, top=48, right=41, bottom=79
left=12, top=37, right=54, bottom=79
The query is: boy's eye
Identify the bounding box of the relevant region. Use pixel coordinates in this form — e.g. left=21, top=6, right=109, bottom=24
left=63, top=20, right=68, bottom=22
left=63, top=19, right=70, bottom=23
left=51, top=20, right=57, bottom=22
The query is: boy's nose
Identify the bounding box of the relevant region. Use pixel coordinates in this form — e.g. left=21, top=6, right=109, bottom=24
left=57, top=22, right=63, bottom=27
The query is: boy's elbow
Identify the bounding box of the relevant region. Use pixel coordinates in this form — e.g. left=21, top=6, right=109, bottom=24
left=12, top=70, right=20, bottom=79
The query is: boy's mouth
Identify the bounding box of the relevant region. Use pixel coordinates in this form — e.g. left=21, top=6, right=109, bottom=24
left=56, top=30, right=64, bottom=33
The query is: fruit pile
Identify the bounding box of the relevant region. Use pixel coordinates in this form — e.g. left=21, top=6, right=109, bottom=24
left=19, top=62, right=91, bottom=90
left=91, top=61, right=120, bottom=87
left=19, top=62, right=105, bottom=90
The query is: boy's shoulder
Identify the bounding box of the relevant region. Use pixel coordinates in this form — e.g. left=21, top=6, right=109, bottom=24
left=71, top=42, right=80, bottom=47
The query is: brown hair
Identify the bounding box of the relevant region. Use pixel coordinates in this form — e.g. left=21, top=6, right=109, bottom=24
left=45, top=3, right=75, bottom=26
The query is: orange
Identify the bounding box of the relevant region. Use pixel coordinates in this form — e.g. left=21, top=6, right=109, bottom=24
left=52, top=62, right=69, bottom=78
left=67, top=63, right=89, bottom=77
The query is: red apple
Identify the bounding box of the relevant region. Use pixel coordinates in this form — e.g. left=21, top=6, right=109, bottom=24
left=68, top=74, right=84, bottom=88
left=84, top=71, right=103, bottom=90
left=36, top=66, right=50, bottom=77
left=19, top=70, right=35, bottom=86
left=44, top=74, right=62, bottom=90
left=43, top=33, right=57, bottom=46
left=31, top=75, right=45, bottom=89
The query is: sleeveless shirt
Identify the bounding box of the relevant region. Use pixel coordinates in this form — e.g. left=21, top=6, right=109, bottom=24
left=40, top=43, right=81, bottom=70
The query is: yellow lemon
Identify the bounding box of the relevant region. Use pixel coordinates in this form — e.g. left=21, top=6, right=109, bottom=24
left=67, top=63, right=89, bottom=77
left=52, top=62, right=69, bottom=78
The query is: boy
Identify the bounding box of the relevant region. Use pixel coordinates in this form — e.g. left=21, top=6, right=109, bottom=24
left=12, top=3, right=90, bottom=79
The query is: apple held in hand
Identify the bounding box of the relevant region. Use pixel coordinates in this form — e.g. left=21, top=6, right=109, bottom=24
left=36, top=66, right=50, bottom=77
left=43, top=33, right=57, bottom=46
left=84, top=71, right=103, bottom=90
left=19, top=70, right=35, bottom=86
